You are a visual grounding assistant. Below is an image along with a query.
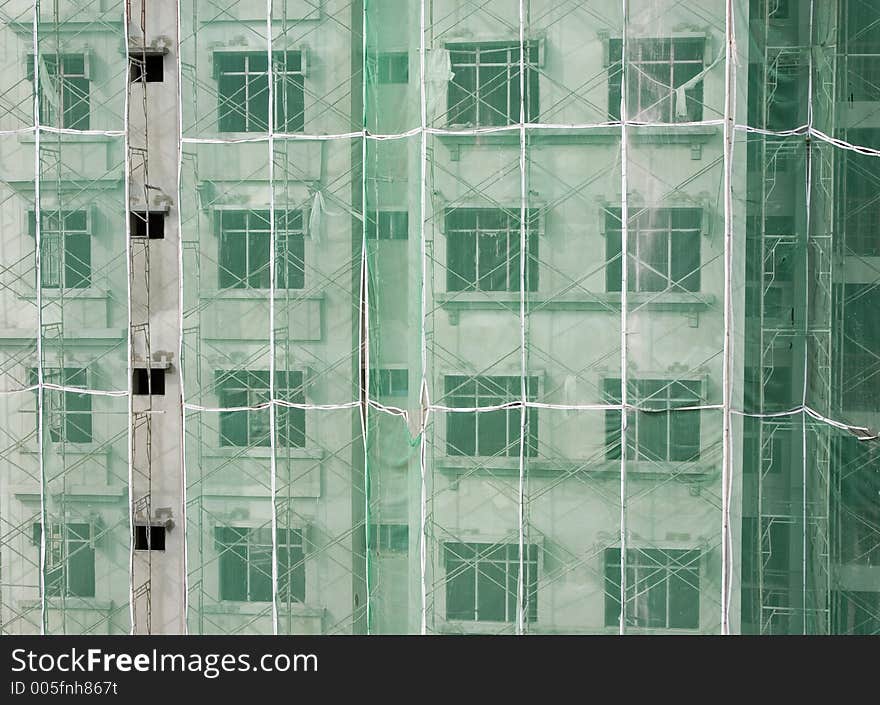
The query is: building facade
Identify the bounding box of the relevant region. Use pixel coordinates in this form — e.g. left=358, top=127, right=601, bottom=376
left=0, top=0, right=877, bottom=635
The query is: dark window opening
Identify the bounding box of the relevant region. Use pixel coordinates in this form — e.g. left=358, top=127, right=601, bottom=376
left=134, top=525, right=166, bottom=551
left=130, top=211, right=166, bottom=240
left=129, top=53, right=164, bottom=83
left=133, top=368, right=166, bottom=396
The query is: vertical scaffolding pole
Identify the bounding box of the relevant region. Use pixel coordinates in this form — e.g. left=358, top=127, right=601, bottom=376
left=31, top=0, right=47, bottom=637
left=175, top=0, right=189, bottom=636
left=618, top=0, right=630, bottom=636
left=362, top=0, right=373, bottom=635
left=417, top=0, right=428, bottom=636
left=802, top=0, right=815, bottom=636
left=721, top=0, right=736, bottom=635
left=516, top=0, right=527, bottom=637
left=266, top=0, right=279, bottom=636
left=123, top=0, right=136, bottom=635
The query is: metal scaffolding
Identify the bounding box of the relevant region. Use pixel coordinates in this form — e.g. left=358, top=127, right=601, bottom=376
left=0, top=0, right=878, bottom=636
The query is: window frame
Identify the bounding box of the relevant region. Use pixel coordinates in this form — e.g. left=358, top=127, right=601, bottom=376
left=604, top=207, right=702, bottom=293
left=444, top=375, right=539, bottom=458
left=607, top=37, right=706, bottom=122
left=369, top=368, right=409, bottom=398
left=215, top=369, right=306, bottom=448
left=29, top=367, right=92, bottom=443
left=28, top=209, right=91, bottom=289
left=214, top=50, right=305, bottom=133
left=839, top=133, right=880, bottom=256
left=26, top=52, right=90, bottom=129
left=129, top=50, right=165, bottom=83
left=604, top=377, right=703, bottom=463
left=604, top=547, right=701, bottom=630
left=216, top=209, right=306, bottom=290
left=444, top=541, right=539, bottom=623
left=840, top=283, right=880, bottom=410
left=375, top=52, right=409, bottom=84
left=444, top=207, right=540, bottom=293
left=366, top=209, right=409, bottom=240
left=370, top=523, right=409, bottom=554
left=33, top=522, right=96, bottom=598
left=215, top=526, right=305, bottom=603
left=446, top=41, right=540, bottom=126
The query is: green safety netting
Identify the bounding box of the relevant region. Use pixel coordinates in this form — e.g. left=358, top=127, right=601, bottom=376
left=0, top=0, right=879, bottom=635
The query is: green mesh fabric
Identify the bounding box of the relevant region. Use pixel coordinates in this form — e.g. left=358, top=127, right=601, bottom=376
left=0, top=0, right=878, bottom=636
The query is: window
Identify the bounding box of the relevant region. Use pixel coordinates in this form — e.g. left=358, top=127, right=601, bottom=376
left=376, top=52, right=408, bottom=84
left=739, top=516, right=760, bottom=632
left=371, top=523, right=408, bottom=553
left=447, top=42, right=539, bottom=126
left=130, top=211, right=165, bottom=240
left=841, top=131, right=880, bottom=256
left=769, top=0, right=790, bottom=19
left=445, top=542, right=538, bottom=623
left=765, top=51, right=801, bottom=129
left=30, top=368, right=92, bottom=443
left=760, top=520, right=791, bottom=597
left=28, top=210, right=90, bottom=289
left=129, top=52, right=164, bottom=83
left=366, top=210, right=408, bottom=240
left=833, top=437, right=880, bottom=565
left=604, top=548, right=700, bottom=629
left=215, top=370, right=305, bottom=448
left=27, top=53, right=89, bottom=129
left=834, top=591, right=880, bottom=635
left=445, top=208, right=539, bottom=292
left=217, top=210, right=305, bottom=290
left=604, top=379, right=701, bottom=462
left=608, top=38, right=704, bottom=122
left=445, top=375, right=538, bottom=457
left=215, top=51, right=304, bottom=132
left=841, top=284, right=880, bottom=410
left=843, top=8, right=880, bottom=102
left=761, top=218, right=796, bottom=322
left=605, top=208, right=701, bottom=293
left=132, top=368, right=166, bottom=396
left=215, top=527, right=305, bottom=603
left=33, top=523, right=95, bottom=598
left=369, top=368, right=408, bottom=397
left=134, top=525, right=166, bottom=551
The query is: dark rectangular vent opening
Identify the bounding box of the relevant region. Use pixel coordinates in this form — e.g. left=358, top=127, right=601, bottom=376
left=133, top=368, right=166, bottom=395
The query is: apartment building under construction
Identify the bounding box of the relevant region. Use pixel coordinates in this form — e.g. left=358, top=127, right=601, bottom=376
left=0, top=0, right=877, bottom=635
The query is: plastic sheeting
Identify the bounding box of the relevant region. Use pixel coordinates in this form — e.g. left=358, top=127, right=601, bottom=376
left=1, top=0, right=879, bottom=635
